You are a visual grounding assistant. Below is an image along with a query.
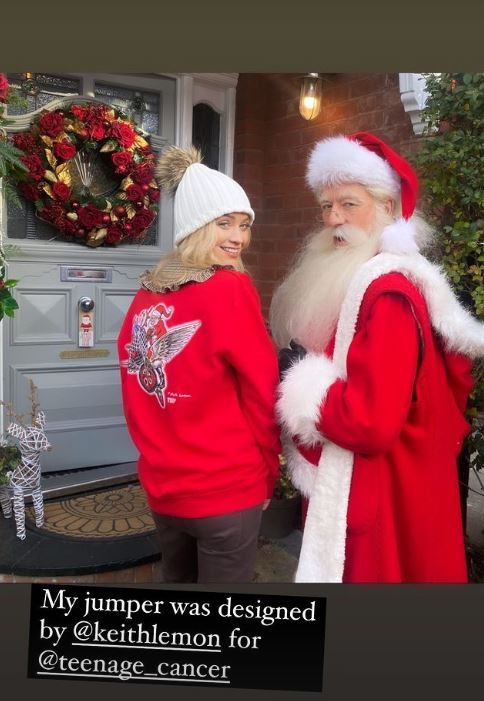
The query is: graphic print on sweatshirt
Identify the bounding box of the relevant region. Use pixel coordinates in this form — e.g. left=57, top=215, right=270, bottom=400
left=121, top=302, right=201, bottom=408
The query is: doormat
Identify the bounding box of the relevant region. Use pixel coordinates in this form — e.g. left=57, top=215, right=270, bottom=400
left=0, top=483, right=159, bottom=577
left=0, top=483, right=300, bottom=580
left=25, top=483, right=155, bottom=539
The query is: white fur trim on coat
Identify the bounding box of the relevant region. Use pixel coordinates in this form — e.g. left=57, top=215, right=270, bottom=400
left=335, top=252, right=484, bottom=362
left=283, top=438, right=318, bottom=498
left=295, top=442, right=354, bottom=582
left=276, top=353, right=340, bottom=447
left=306, top=136, right=401, bottom=197
left=294, top=251, right=484, bottom=583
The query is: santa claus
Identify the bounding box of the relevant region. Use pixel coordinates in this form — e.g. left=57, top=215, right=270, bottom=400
left=270, top=132, right=484, bottom=583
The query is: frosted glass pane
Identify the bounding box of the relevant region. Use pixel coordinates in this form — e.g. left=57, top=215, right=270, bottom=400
left=6, top=73, right=81, bottom=114
left=94, top=82, right=160, bottom=134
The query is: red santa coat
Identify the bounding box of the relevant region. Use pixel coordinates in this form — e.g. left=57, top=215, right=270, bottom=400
left=277, top=252, right=483, bottom=583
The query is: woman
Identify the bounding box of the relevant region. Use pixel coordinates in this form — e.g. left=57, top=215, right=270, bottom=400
left=118, top=145, right=281, bottom=583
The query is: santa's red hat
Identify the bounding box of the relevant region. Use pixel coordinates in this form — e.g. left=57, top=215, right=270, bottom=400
left=306, top=131, right=419, bottom=219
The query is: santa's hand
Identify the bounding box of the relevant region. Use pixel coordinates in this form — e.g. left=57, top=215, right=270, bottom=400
left=278, top=340, right=308, bottom=380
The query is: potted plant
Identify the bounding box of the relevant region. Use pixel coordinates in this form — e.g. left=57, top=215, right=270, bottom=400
left=260, top=456, right=301, bottom=539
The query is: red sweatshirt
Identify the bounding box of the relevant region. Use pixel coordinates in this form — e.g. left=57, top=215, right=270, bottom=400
left=117, top=268, right=281, bottom=518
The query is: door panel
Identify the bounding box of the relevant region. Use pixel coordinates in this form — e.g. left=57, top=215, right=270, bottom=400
left=3, top=260, right=142, bottom=472
left=11, top=286, right=73, bottom=344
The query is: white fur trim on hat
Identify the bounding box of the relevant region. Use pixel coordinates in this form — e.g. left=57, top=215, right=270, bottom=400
left=174, top=163, right=255, bottom=244
left=276, top=353, right=341, bottom=446
left=306, top=135, right=401, bottom=197
left=380, top=217, right=419, bottom=255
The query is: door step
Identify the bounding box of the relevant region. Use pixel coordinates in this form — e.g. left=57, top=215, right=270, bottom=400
left=40, top=462, right=138, bottom=501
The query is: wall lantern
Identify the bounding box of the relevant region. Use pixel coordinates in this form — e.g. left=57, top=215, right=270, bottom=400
left=299, top=73, right=322, bottom=120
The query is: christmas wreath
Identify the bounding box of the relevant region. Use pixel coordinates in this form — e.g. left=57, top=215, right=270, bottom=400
left=10, top=102, right=160, bottom=247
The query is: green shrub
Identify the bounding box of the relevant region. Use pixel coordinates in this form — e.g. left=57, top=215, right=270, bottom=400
left=412, top=72, right=484, bottom=471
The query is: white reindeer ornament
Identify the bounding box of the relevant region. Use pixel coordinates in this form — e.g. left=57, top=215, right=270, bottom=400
left=0, top=411, right=51, bottom=540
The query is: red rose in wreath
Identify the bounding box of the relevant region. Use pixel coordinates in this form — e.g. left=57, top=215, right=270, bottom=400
left=39, top=111, right=65, bottom=138
left=132, top=162, right=154, bottom=185
left=70, top=105, right=89, bottom=120
left=12, top=132, right=41, bottom=155
left=0, top=73, right=8, bottom=102
left=19, top=183, right=39, bottom=201
left=52, top=182, right=71, bottom=202
left=9, top=101, right=159, bottom=247
left=106, top=225, right=123, bottom=244
left=112, top=151, right=132, bottom=174
left=111, top=121, right=136, bottom=148
left=77, top=204, right=105, bottom=229
left=21, top=154, right=45, bottom=181
left=131, top=208, right=155, bottom=234
left=126, top=183, right=145, bottom=202
left=53, top=140, right=77, bottom=161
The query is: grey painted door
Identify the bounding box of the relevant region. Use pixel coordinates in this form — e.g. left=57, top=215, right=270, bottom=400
left=2, top=74, right=176, bottom=472
left=3, top=257, right=144, bottom=471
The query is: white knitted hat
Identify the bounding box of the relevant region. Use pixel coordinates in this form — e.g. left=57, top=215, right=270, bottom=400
left=155, top=145, right=254, bottom=245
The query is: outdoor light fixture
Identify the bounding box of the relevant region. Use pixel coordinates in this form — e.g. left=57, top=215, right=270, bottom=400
left=299, top=73, right=322, bottom=120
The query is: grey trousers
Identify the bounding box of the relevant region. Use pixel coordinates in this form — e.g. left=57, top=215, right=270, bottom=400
left=151, top=504, right=263, bottom=584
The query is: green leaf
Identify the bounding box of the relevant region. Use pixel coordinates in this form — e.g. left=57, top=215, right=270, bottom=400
left=3, top=305, right=17, bottom=317
left=92, top=197, right=108, bottom=210
left=5, top=297, right=19, bottom=310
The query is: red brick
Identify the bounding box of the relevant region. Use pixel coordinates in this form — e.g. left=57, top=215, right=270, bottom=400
left=320, top=101, right=351, bottom=123
left=264, top=162, right=305, bottom=181
left=264, top=195, right=285, bottom=210
left=348, top=75, right=387, bottom=98
left=321, top=80, right=352, bottom=103
left=270, top=129, right=304, bottom=150
left=243, top=251, right=260, bottom=266
left=382, top=105, right=411, bottom=127
left=235, top=149, right=264, bottom=167
left=235, top=130, right=266, bottom=150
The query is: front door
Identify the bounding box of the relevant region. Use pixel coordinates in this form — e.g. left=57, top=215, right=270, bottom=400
left=2, top=73, right=176, bottom=472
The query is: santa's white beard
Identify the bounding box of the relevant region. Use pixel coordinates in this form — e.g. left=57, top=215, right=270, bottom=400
left=270, top=221, right=386, bottom=352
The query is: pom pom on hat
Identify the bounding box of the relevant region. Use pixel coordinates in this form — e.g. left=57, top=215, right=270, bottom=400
left=306, top=131, right=419, bottom=220
left=155, top=144, right=255, bottom=245
left=155, top=144, right=203, bottom=193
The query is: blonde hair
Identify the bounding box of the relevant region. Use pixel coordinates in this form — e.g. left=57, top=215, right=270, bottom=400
left=149, top=219, right=251, bottom=288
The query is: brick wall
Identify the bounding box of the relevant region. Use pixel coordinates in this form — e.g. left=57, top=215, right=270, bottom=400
left=234, top=73, right=421, bottom=315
